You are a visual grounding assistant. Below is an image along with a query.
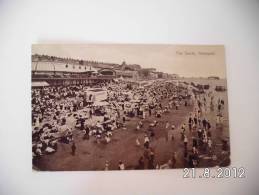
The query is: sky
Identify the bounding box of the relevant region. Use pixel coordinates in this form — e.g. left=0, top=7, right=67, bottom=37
left=32, top=44, right=226, bottom=78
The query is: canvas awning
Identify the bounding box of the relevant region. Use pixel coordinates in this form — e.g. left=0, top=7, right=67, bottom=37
left=93, top=101, right=109, bottom=106
left=32, top=81, right=50, bottom=87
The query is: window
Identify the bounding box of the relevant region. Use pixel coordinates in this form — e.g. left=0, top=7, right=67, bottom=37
left=65, top=64, right=68, bottom=68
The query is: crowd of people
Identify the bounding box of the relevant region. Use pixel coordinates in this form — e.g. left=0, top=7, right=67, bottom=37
left=32, top=79, right=229, bottom=170
left=177, top=88, right=229, bottom=168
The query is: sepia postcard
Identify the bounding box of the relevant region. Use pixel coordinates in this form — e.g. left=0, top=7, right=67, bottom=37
left=31, top=44, right=230, bottom=171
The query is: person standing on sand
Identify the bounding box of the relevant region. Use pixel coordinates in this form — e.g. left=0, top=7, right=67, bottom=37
left=165, top=121, right=170, bottom=141
left=168, top=125, right=175, bottom=141
left=168, top=129, right=173, bottom=141
left=208, top=138, right=212, bottom=154
left=144, top=134, right=150, bottom=149
left=149, top=106, right=152, bottom=116
left=202, top=118, right=207, bottom=129
left=147, top=149, right=155, bottom=170
left=137, top=156, right=145, bottom=169
left=165, top=121, right=170, bottom=130
left=104, top=160, right=109, bottom=170
left=183, top=135, right=188, bottom=150
left=188, top=114, right=193, bottom=131
left=89, top=108, right=93, bottom=119
left=71, top=142, right=76, bottom=156
left=171, top=152, right=177, bottom=168
left=180, top=124, right=186, bottom=140
left=210, top=100, right=214, bottom=112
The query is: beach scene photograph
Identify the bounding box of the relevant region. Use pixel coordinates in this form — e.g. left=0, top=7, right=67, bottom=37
left=31, top=44, right=230, bottom=171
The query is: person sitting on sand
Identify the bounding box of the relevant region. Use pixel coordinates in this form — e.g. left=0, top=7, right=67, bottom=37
left=105, top=135, right=111, bottom=143
left=136, top=138, right=141, bottom=146
left=118, top=161, right=125, bottom=170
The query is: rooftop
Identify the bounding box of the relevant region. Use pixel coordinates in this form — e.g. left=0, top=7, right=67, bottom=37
left=31, top=61, right=97, bottom=73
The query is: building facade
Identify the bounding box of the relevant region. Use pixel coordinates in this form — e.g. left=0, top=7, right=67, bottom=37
left=31, top=61, right=115, bottom=87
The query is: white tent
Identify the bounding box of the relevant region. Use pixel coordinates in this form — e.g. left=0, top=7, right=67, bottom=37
left=118, top=76, right=124, bottom=81
left=93, top=101, right=109, bottom=106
